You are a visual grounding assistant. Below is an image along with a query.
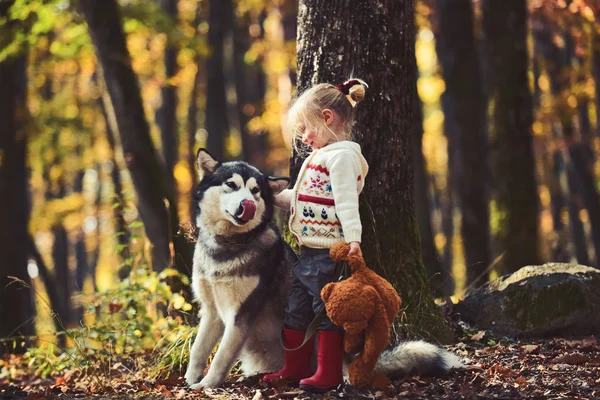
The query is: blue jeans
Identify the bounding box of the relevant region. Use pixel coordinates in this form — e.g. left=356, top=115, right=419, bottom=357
left=283, top=247, right=343, bottom=332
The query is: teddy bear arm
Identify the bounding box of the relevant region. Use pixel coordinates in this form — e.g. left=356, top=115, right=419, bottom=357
left=354, top=303, right=391, bottom=367
left=344, top=331, right=364, bottom=354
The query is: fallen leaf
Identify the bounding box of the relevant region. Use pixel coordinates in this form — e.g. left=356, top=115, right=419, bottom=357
left=471, top=331, right=486, bottom=341
left=552, top=353, right=590, bottom=365
left=521, top=344, right=540, bottom=353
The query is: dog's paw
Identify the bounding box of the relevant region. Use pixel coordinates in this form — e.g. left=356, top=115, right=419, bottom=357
left=184, top=365, right=205, bottom=386
left=193, top=373, right=223, bottom=389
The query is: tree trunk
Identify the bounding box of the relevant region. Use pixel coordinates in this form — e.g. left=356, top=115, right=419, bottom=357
left=440, top=92, right=457, bottom=290
left=29, top=236, right=62, bottom=333
left=569, top=142, right=600, bottom=266
left=412, top=53, right=452, bottom=298
left=157, top=0, right=179, bottom=193
left=482, top=0, right=541, bottom=274
left=593, top=32, right=600, bottom=140
left=534, top=21, right=600, bottom=266
left=533, top=21, right=571, bottom=262
left=294, top=0, right=453, bottom=342
left=549, top=151, right=571, bottom=262
left=435, top=0, right=491, bottom=286
left=234, top=8, right=262, bottom=167
left=52, top=222, right=71, bottom=333
left=155, top=0, right=194, bottom=275
left=205, top=0, right=231, bottom=161
left=566, top=162, right=590, bottom=264
left=80, top=0, right=173, bottom=271
left=0, top=18, right=34, bottom=349
left=97, top=92, right=131, bottom=269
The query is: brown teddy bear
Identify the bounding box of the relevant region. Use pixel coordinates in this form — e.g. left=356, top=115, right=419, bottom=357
left=320, top=242, right=402, bottom=389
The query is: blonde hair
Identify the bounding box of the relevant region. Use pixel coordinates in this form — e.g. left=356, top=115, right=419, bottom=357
left=287, top=78, right=368, bottom=151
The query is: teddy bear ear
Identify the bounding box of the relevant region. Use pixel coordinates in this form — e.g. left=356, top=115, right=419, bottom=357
left=321, top=283, right=334, bottom=301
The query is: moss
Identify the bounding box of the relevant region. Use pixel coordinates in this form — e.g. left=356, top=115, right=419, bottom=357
left=504, top=282, right=588, bottom=331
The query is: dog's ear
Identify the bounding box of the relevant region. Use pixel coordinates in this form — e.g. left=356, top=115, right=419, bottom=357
left=197, top=148, right=219, bottom=179
left=268, top=176, right=290, bottom=194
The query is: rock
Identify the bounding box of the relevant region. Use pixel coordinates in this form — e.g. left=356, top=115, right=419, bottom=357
left=454, top=263, right=600, bottom=338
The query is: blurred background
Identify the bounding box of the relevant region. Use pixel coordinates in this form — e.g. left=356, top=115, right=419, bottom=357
left=0, top=0, right=599, bottom=345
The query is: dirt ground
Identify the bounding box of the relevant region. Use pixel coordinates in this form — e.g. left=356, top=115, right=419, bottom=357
left=2, top=335, right=600, bottom=399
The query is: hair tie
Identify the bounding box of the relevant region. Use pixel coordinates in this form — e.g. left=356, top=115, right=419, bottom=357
left=336, top=79, right=361, bottom=95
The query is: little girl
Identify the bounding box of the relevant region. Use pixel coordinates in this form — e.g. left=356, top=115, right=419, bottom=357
left=263, top=78, right=369, bottom=392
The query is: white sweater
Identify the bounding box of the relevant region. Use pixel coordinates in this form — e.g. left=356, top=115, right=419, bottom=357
left=278, top=141, right=369, bottom=248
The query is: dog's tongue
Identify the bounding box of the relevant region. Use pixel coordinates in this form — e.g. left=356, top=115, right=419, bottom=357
left=238, top=200, right=256, bottom=221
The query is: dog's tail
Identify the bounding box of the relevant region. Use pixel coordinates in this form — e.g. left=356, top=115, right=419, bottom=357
left=374, top=340, right=463, bottom=377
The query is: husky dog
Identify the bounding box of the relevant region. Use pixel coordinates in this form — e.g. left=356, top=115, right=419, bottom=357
left=185, top=149, right=463, bottom=390
left=184, top=149, right=294, bottom=390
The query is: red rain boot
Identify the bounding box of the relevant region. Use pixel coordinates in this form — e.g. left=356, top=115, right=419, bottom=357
left=299, top=330, right=344, bottom=392
left=263, top=328, right=314, bottom=382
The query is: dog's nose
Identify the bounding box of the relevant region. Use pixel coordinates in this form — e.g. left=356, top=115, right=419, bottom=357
left=236, top=199, right=256, bottom=221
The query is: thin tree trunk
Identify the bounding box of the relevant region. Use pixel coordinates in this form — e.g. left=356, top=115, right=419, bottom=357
left=28, top=236, right=62, bottom=333
left=95, top=87, right=131, bottom=267
left=234, top=9, right=257, bottom=166
left=412, top=53, right=451, bottom=297
left=593, top=32, right=600, bottom=139
left=550, top=151, right=571, bottom=262
left=240, top=9, right=269, bottom=171
left=0, top=42, right=34, bottom=351
left=569, top=142, right=600, bottom=266
left=158, top=0, right=179, bottom=192
left=535, top=22, right=599, bottom=265
left=482, top=0, right=541, bottom=273
left=435, top=0, right=491, bottom=285
left=533, top=23, right=571, bottom=262
left=80, top=0, right=173, bottom=271
left=294, top=0, right=453, bottom=342
left=205, top=0, right=231, bottom=161
left=440, top=91, right=457, bottom=289
left=155, top=0, right=194, bottom=275
left=566, top=162, right=590, bottom=264
left=52, top=219, right=71, bottom=336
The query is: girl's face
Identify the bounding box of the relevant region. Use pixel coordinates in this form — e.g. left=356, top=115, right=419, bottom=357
left=298, top=109, right=338, bottom=150
left=299, top=123, right=330, bottom=150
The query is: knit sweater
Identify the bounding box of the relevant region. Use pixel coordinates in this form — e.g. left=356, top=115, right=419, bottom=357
left=288, top=141, right=369, bottom=248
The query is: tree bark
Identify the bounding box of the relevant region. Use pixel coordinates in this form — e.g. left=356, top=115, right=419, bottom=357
left=435, top=0, right=491, bottom=286
left=205, top=0, right=231, bottom=161
left=52, top=221, right=71, bottom=334
left=0, top=2, right=34, bottom=349
left=440, top=92, right=457, bottom=290
left=294, top=0, right=454, bottom=342
left=482, top=0, right=541, bottom=273
left=412, top=53, right=452, bottom=297
left=80, top=0, right=173, bottom=271
left=158, top=0, right=179, bottom=194
left=534, top=20, right=600, bottom=266
left=96, top=90, right=131, bottom=268
left=593, top=32, right=600, bottom=140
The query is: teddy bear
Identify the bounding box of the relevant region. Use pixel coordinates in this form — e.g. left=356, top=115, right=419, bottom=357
left=320, top=242, right=402, bottom=389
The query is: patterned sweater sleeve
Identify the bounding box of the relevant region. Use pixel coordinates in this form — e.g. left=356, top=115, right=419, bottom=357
left=328, top=152, right=363, bottom=243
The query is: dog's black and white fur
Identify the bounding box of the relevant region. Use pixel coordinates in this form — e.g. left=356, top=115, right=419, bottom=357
left=185, top=149, right=463, bottom=389
left=184, top=149, right=294, bottom=389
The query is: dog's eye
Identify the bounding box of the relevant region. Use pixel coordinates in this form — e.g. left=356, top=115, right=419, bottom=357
left=225, top=181, right=237, bottom=190
left=250, top=187, right=260, bottom=195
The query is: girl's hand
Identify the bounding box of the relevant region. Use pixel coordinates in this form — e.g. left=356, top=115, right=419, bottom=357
left=348, top=241, right=362, bottom=257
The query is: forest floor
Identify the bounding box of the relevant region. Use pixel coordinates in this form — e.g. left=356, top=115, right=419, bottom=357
left=2, top=334, right=600, bottom=399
